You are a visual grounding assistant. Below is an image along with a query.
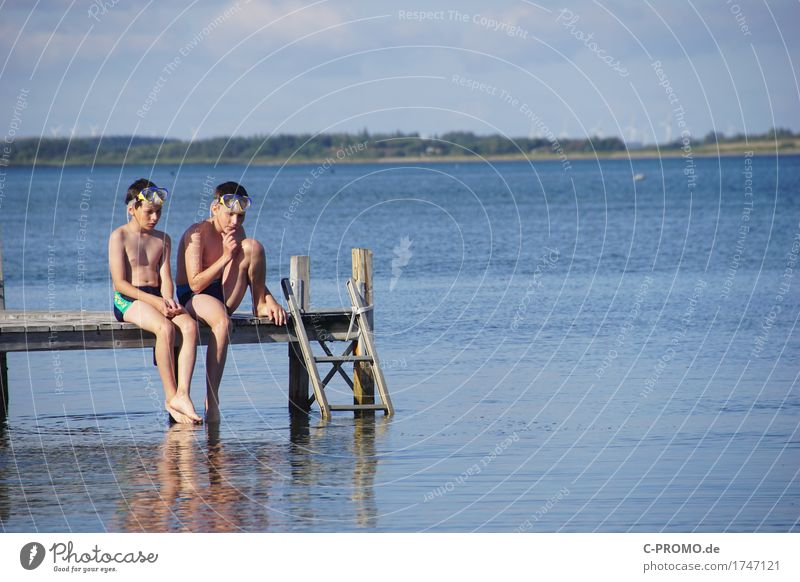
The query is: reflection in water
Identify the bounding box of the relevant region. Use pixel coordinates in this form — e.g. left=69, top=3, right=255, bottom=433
left=284, top=413, right=384, bottom=530
left=115, top=424, right=270, bottom=532
left=352, top=416, right=384, bottom=528
left=107, top=414, right=385, bottom=532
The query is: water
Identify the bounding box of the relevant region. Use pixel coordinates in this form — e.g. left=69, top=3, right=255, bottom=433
left=0, top=155, right=798, bottom=531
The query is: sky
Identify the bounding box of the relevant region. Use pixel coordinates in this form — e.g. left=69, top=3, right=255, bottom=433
left=1, top=0, right=798, bottom=143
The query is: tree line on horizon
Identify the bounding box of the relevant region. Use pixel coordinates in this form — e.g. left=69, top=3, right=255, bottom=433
left=5, top=127, right=796, bottom=165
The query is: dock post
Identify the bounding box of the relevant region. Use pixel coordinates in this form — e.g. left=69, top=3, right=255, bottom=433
left=288, top=255, right=310, bottom=413
left=352, top=248, right=375, bottom=409
left=0, top=227, right=8, bottom=417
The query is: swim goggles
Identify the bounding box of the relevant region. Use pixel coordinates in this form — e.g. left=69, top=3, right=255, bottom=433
left=219, top=193, right=251, bottom=214
left=136, top=187, right=168, bottom=205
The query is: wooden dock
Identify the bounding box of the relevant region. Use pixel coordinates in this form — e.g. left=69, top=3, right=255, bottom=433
left=0, top=246, right=379, bottom=417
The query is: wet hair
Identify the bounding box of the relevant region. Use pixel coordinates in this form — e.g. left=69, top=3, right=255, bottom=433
left=125, top=178, right=157, bottom=207
left=214, top=181, right=249, bottom=200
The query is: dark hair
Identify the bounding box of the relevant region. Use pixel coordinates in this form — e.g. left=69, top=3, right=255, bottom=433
left=125, top=178, right=157, bottom=207
left=214, top=181, right=249, bottom=200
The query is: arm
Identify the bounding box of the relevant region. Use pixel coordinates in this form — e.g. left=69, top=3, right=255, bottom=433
left=108, top=230, right=165, bottom=312
left=184, top=224, right=237, bottom=293
left=159, top=234, right=175, bottom=299
left=159, top=234, right=184, bottom=317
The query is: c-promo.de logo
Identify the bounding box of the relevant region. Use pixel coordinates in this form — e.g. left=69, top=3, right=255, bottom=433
left=20, top=542, right=46, bottom=570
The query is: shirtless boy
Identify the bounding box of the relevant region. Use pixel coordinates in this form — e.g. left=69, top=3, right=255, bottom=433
left=108, top=179, right=201, bottom=424
left=176, top=181, right=286, bottom=423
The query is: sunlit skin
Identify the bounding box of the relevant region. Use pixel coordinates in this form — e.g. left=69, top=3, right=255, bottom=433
left=109, top=199, right=202, bottom=424
left=176, top=195, right=286, bottom=423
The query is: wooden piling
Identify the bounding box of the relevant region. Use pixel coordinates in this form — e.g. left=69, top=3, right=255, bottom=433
left=352, top=248, right=375, bottom=408
left=0, top=227, right=7, bottom=416
left=288, top=255, right=310, bottom=413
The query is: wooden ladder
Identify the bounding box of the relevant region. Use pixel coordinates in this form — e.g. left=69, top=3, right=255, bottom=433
left=281, top=277, right=394, bottom=419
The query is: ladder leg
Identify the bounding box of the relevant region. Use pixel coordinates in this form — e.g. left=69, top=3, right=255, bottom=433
left=281, top=279, right=330, bottom=418
left=347, top=279, right=394, bottom=416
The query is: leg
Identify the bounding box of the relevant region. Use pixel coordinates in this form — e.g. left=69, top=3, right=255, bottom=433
left=221, top=240, right=255, bottom=314
left=169, top=313, right=201, bottom=422
left=185, top=294, right=230, bottom=423
left=244, top=239, right=270, bottom=315
left=123, top=302, right=200, bottom=424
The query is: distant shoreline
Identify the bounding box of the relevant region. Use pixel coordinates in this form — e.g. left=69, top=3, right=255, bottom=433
left=6, top=132, right=799, bottom=168
left=7, top=146, right=799, bottom=168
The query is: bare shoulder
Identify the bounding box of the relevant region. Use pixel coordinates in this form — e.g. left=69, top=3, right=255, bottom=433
left=181, top=220, right=208, bottom=244
left=108, top=225, right=126, bottom=247
left=108, top=225, right=126, bottom=243
left=152, top=229, right=171, bottom=244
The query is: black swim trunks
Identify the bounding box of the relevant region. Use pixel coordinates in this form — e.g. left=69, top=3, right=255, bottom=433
left=177, top=279, right=225, bottom=307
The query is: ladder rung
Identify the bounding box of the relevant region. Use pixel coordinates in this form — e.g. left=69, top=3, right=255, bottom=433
left=305, top=307, right=353, bottom=315
left=328, top=404, right=388, bottom=411
left=314, top=355, right=373, bottom=363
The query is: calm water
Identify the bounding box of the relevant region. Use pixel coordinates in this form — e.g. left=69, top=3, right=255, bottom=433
left=0, top=155, right=798, bottom=532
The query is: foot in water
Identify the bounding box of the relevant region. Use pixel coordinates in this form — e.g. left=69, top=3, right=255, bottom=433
left=166, top=401, right=201, bottom=425
left=169, top=393, right=202, bottom=423
left=204, top=396, right=221, bottom=424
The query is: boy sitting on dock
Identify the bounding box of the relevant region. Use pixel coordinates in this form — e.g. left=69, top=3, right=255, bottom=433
left=176, top=181, right=286, bottom=423
left=108, top=179, right=201, bottom=424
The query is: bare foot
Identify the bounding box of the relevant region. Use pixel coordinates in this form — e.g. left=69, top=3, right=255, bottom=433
left=165, top=402, right=194, bottom=425
left=255, top=297, right=286, bottom=325
left=253, top=301, right=273, bottom=320
left=169, top=393, right=202, bottom=423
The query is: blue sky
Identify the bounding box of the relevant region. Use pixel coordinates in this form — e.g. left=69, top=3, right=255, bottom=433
left=1, top=0, right=798, bottom=142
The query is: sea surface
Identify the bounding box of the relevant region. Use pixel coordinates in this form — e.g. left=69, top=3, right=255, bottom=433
left=0, top=155, right=798, bottom=532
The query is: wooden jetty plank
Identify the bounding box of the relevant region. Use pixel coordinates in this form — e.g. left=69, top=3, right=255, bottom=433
left=0, top=311, right=352, bottom=352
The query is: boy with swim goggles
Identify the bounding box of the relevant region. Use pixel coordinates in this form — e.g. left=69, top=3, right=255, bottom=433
left=133, top=186, right=169, bottom=206
left=219, top=192, right=251, bottom=213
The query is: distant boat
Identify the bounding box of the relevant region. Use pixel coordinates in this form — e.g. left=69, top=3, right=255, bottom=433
left=633, top=173, right=645, bottom=181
